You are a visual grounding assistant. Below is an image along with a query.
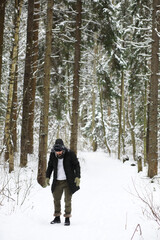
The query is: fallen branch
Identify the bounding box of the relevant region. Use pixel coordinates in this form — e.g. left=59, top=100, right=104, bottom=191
left=132, top=179, right=160, bottom=227
left=131, top=224, right=142, bottom=240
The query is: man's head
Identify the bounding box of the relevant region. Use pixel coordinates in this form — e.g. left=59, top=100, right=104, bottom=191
left=53, top=139, right=65, bottom=159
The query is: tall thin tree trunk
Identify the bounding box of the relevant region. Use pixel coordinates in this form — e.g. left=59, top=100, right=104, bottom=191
left=70, top=0, right=82, bottom=154
left=37, top=0, right=53, bottom=187
left=98, top=81, right=111, bottom=154
left=143, top=79, right=148, bottom=166
left=4, top=0, right=23, bottom=172
left=121, top=71, right=125, bottom=156
left=116, top=98, right=121, bottom=159
left=27, top=0, right=40, bottom=154
left=147, top=0, right=159, bottom=178
left=0, top=0, right=6, bottom=90
left=129, top=95, right=136, bottom=161
left=117, top=71, right=125, bottom=159
left=11, top=64, right=18, bottom=153
left=91, top=33, right=98, bottom=151
left=20, top=0, right=34, bottom=167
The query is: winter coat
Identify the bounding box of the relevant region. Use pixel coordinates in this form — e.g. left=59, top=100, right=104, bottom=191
left=46, top=148, right=81, bottom=194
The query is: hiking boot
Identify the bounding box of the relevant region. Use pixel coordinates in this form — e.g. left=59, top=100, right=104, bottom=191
left=50, top=216, right=61, bottom=224
left=64, top=217, right=70, bottom=226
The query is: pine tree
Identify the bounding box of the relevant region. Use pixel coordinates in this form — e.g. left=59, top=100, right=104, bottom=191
left=4, top=0, right=23, bottom=172
left=20, top=0, right=34, bottom=167
left=147, top=0, right=160, bottom=178
left=70, top=0, right=82, bottom=154
left=27, top=0, right=40, bottom=154
left=38, top=0, right=53, bottom=187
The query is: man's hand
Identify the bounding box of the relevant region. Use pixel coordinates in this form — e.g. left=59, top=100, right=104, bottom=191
left=45, top=178, right=50, bottom=187
left=74, top=177, right=80, bottom=187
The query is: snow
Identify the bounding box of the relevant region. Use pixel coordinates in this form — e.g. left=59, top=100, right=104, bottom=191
left=1, top=151, right=160, bottom=240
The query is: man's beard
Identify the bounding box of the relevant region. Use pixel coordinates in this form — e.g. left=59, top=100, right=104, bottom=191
left=55, top=152, right=65, bottom=159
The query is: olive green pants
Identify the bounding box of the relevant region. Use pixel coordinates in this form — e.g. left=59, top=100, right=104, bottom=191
left=53, top=180, right=72, bottom=217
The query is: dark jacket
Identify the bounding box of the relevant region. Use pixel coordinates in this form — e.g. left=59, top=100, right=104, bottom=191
left=46, top=148, right=81, bottom=194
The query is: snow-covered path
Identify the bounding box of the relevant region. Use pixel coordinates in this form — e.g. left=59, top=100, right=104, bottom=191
left=1, top=151, right=160, bottom=240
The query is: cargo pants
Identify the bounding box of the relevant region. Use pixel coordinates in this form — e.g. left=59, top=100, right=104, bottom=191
left=53, top=180, right=72, bottom=217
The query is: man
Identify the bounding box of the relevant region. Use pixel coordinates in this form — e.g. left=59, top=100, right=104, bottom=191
left=45, top=139, right=81, bottom=226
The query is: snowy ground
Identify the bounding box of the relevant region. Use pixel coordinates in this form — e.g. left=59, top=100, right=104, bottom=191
left=1, top=151, right=160, bottom=240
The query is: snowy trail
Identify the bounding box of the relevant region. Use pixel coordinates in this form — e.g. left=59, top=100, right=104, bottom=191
left=1, top=151, right=160, bottom=240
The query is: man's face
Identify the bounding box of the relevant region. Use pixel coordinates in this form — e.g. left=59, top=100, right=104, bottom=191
left=56, top=150, right=63, bottom=157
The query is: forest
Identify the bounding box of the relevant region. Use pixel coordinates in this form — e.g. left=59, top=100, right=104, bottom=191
left=0, top=0, right=159, bottom=186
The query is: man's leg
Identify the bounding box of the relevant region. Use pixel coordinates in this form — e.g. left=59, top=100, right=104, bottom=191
left=64, top=182, right=72, bottom=218
left=53, top=181, right=64, bottom=216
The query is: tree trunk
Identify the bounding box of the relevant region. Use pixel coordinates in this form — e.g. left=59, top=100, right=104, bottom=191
left=116, top=98, right=122, bottom=160
left=70, top=0, right=82, bottom=155
left=4, top=0, right=23, bottom=172
left=37, top=0, right=53, bottom=187
left=117, top=71, right=125, bottom=159
left=11, top=64, right=18, bottom=153
left=128, top=95, right=136, bottom=161
left=98, top=80, right=111, bottom=154
left=20, top=0, right=34, bottom=167
left=121, top=71, right=125, bottom=156
left=143, top=79, right=148, bottom=166
left=147, top=0, right=159, bottom=178
left=0, top=0, right=6, bottom=90
left=27, top=0, right=40, bottom=154
left=91, top=33, right=98, bottom=151
left=137, top=156, right=142, bottom=173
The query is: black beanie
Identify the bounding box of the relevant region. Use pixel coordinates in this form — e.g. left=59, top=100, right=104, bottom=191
left=55, top=139, right=64, bottom=145
left=53, top=139, right=65, bottom=151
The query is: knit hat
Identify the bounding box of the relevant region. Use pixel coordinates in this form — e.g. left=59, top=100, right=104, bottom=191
left=53, top=139, right=65, bottom=152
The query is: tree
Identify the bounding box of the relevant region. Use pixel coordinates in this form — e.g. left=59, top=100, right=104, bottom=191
left=4, top=0, right=23, bottom=172
left=37, top=0, right=53, bottom=187
left=0, top=0, right=6, bottom=90
left=147, top=0, right=160, bottom=178
left=27, top=0, right=40, bottom=154
left=91, top=33, right=98, bottom=151
left=70, top=0, right=82, bottom=154
left=11, top=63, right=18, bottom=153
left=20, top=0, right=34, bottom=167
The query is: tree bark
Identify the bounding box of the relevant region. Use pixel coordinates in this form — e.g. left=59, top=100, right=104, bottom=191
left=98, top=80, right=111, bottom=154
left=37, top=0, right=53, bottom=187
left=27, top=0, right=40, bottom=154
left=91, top=33, right=98, bottom=151
left=11, top=64, right=18, bottom=153
left=143, top=79, right=148, bottom=166
left=121, top=71, right=125, bottom=156
left=0, top=0, right=6, bottom=90
left=70, top=0, right=82, bottom=155
left=20, top=0, right=34, bottom=167
left=4, top=0, right=23, bottom=172
left=117, top=97, right=122, bottom=160
left=147, top=0, right=159, bottom=178
left=128, top=95, right=136, bottom=161
left=138, top=156, right=142, bottom=173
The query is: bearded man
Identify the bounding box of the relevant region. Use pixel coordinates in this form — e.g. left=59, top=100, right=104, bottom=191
left=45, top=139, right=81, bottom=226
